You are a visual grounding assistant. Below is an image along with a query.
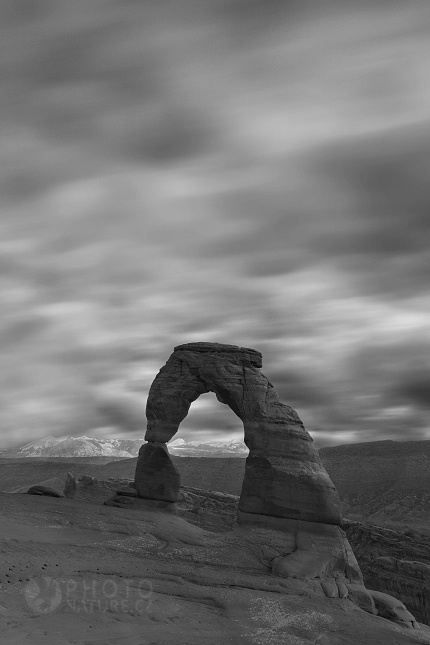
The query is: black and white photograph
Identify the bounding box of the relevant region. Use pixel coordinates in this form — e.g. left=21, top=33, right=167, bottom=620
left=0, top=1, right=429, bottom=643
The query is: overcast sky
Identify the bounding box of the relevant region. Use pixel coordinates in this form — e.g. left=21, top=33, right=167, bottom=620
left=1, top=0, right=429, bottom=450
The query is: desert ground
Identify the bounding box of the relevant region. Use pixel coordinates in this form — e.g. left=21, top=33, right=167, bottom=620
left=1, top=481, right=430, bottom=645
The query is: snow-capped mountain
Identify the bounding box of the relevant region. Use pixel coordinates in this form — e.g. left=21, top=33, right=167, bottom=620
left=3, top=436, right=248, bottom=458
left=5, top=436, right=142, bottom=458
left=168, top=438, right=248, bottom=457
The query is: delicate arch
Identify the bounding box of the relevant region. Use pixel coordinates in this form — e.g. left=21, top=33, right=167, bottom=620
left=135, top=342, right=342, bottom=525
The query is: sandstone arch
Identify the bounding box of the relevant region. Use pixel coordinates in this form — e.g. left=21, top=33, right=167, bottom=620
left=135, top=342, right=342, bottom=525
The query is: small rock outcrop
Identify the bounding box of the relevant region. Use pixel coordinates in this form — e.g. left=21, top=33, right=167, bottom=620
left=27, top=485, right=64, bottom=498
left=63, top=472, right=77, bottom=499
left=368, top=590, right=419, bottom=629
left=64, top=474, right=134, bottom=503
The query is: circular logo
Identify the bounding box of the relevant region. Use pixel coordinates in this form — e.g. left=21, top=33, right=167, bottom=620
left=23, top=577, right=62, bottom=614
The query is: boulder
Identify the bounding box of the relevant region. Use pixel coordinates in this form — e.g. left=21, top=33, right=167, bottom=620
left=27, top=485, right=64, bottom=498
left=63, top=474, right=135, bottom=503
left=63, top=472, right=77, bottom=499
left=369, top=590, right=419, bottom=628
left=135, top=442, right=180, bottom=502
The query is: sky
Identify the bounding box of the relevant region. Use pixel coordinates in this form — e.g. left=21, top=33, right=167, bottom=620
left=1, top=0, right=430, bottom=450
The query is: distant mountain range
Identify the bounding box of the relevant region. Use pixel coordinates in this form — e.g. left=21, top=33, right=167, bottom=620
left=0, top=436, right=141, bottom=458
left=0, top=435, right=249, bottom=459
left=168, top=438, right=248, bottom=457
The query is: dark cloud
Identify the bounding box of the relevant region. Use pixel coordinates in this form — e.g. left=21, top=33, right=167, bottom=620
left=116, top=105, right=218, bottom=164
left=0, top=316, right=47, bottom=346
left=391, top=371, right=430, bottom=410
left=310, top=127, right=430, bottom=247
left=96, top=390, right=146, bottom=434
left=266, top=368, right=329, bottom=409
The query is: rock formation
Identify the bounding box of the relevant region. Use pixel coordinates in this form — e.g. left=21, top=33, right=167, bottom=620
left=343, top=519, right=430, bottom=626
left=132, top=342, right=421, bottom=625
left=63, top=472, right=77, bottom=499
left=136, top=342, right=341, bottom=524
left=63, top=473, right=135, bottom=504
left=27, top=485, right=64, bottom=498
left=134, top=442, right=180, bottom=502
left=368, top=590, right=419, bottom=629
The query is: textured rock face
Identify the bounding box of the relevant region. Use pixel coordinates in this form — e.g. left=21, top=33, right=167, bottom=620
left=368, top=590, right=419, bottom=629
left=136, top=342, right=341, bottom=524
left=343, top=519, right=430, bottom=626
left=134, top=442, right=180, bottom=502
left=63, top=472, right=77, bottom=499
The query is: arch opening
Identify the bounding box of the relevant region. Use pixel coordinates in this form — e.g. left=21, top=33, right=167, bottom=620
left=169, top=391, right=248, bottom=455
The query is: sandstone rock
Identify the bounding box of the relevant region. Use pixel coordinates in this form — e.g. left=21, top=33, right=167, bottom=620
left=63, top=472, right=77, bottom=498
left=80, top=474, right=95, bottom=486
left=345, top=582, right=377, bottom=614
left=115, top=489, right=138, bottom=497
left=134, top=442, right=180, bottom=502
left=104, top=495, right=178, bottom=513
left=337, top=579, right=349, bottom=599
left=177, top=486, right=240, bottom=532
left=138, top=342, right=341, bottom=524
left=129, top=341, right=421, bottom=628
left=63, top=474, right=135, bottom=503
left=369, top=590, right=419, bottom=628
left=320, top=579, right=339, bottom=598
left=237, top=513, right=364, bottom=584
left=27, top=485, right=64, bottom=497
left=342, top=519, right=430, bottom=626
left=2, top=490, right=430, bottom=645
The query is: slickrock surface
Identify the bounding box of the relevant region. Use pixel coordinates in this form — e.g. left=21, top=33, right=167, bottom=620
left=1, top=491, right=429, bottom=645
left=102, top=480, right=430, bottom=628
left=137, top=342, right=341, bottom=524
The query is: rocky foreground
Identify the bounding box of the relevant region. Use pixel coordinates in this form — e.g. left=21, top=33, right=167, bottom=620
left=0, top=486, right=429, bottom=645
left=342, top=520, right=430, bottom=627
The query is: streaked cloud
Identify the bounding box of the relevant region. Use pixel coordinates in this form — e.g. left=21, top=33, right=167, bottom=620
left=1, top=0, right=429, bottom=449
